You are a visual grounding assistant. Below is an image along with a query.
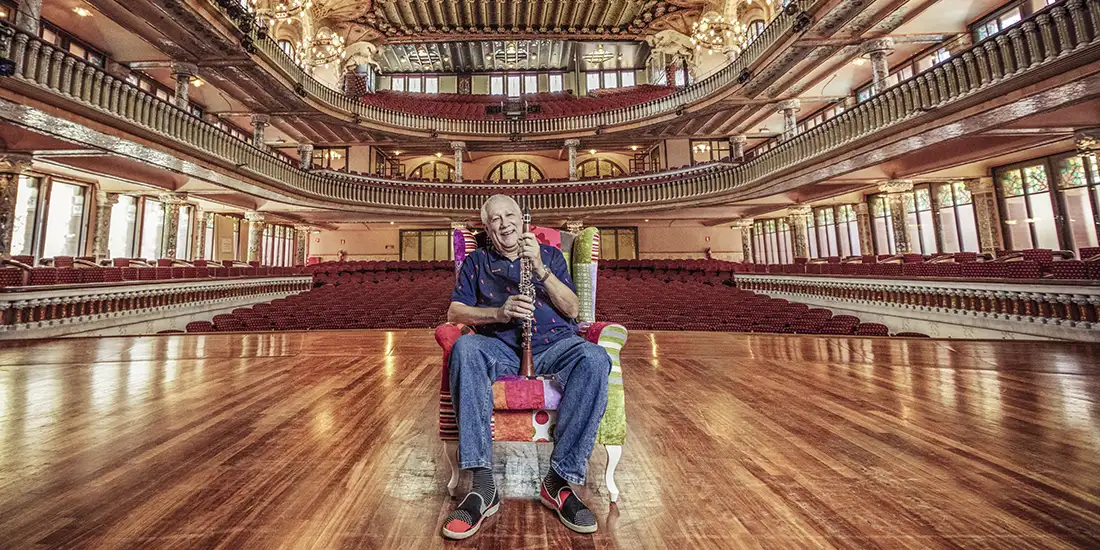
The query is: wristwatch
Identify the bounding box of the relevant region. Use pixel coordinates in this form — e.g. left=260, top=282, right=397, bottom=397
left=536, top=266, right=551, bottom=281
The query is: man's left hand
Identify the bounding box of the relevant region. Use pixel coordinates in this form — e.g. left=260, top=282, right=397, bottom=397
left=519, top=233, right=545, bottom=272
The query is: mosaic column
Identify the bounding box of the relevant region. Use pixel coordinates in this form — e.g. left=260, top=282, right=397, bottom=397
left=297, top=144, right=314, bottom=171
left=729, top=135, right=747, bottom=162
left=191, top=208, right=208, bottom=260
left=245, top=211, right=265, bottom=263
left=451, top=141, right=466, bottom=183
left=170, top=62, right=198, bottom=111
left=251, top=114, right=270, bottom=149
left=860, top=38, right=895, bottom=95
left=92, top=190, right=119, bottom=261
left=879, top=180, right=914, bottom=254
left=787, top=206, right=812, bottom=259
left=294, top=224, right=310, bottom=265
left=777, top=99, right=800, bottom=142
left=565, top=139, right=580, bottom=181
left=968, top=177, right=1003, bottom=255
left=160, top=194, right=187, bottom=259
left=14, top=0, right=42, bottom=35
left=854, top=202, right=874, bottom=257
left=734, top=218, right=754, bottom=263
left=0, top=152, right=33, bottom=260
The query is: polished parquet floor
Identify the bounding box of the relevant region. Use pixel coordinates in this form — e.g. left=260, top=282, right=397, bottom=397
left=0, top=330, right=1098, bottom=549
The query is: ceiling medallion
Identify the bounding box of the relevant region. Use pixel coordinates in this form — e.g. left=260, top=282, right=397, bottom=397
left=582, top=44, right=615, bottom=65
left=251, top=0, right=312, bottom=26
left=690, top=11, right=748, bottom=55
left=493, top=41, right=529, bottom=65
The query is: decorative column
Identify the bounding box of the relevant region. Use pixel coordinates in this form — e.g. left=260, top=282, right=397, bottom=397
left=170, top=62, right=198, bottom=111
left=92, top=190, right=119, bottom=261
left=14, top=0, right=42, bottom=35
left=251, top=114, right=270, bottom=149
left=566, top=220, right=584, bottom=234
left=565, top=139, right=580, bottom=181
left=0, top=153, right=33, bottom=260
left=879, top=180, right=914, bottom=254
left=734, top=219, right=754, bottom=263
left=967, top=177, right=1003, bottom=255
left=729, top=135, right=747, bottom=161
left=245, top=211, right=265, bottom=263
left=297, top=144, right=314, bottom=171
left=854, top=202, right=874, bottom=256
left=787, top=206, right=813, bottom=259
left=777, top=99, right=800, bottom=141
left=160, top=194, right=186, bottom=259
left=191, top=207, right=207, bottom=260
left=294, top=224, right=310, bottom=265
left=450, top=141, right=466, bottom=183
left=860, top=38, right=895, bottom=95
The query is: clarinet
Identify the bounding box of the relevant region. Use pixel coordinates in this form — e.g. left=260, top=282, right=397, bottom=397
left=519, top=206, right=535, bottom=378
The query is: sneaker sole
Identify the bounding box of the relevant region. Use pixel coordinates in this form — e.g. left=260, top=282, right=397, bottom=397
left=441, top=501, right=500, bottom=540
left=540, top=495, right=598, bottom=534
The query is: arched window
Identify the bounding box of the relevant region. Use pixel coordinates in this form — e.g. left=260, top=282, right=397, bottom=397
left=487, top=160, right=545, bottom=183
left=278, top=39, right=300, bottom=64
left=409, top=161, right=455, bottom=182
left=746, top=20, right=766, bottom=43
left=577, top=159, right=625, bottom=178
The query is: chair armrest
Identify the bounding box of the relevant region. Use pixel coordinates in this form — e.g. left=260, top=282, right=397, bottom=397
left=436, top=322, right=476, bottom=393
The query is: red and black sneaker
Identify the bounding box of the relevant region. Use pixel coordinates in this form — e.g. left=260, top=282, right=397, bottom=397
left=441, top=490, right=500, bottom=540
left=539, top=483, right=598, bottom=534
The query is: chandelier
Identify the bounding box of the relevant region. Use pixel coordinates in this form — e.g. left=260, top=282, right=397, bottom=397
left=690, top=12, right=748, bottom=55
left=299, top=27, right=346, bottom=67
left=250, top=0, right=312, bottom=26
left=582, top=44, right=615, bottom=65
left=493, top=41, right=529, bottom=66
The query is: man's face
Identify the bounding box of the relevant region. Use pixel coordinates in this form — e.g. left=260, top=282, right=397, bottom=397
left=486, top=198, right=522, bottom=252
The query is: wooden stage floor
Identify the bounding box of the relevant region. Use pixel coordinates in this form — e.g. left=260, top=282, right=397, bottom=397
left=0, top=330, right=1098, bottom=549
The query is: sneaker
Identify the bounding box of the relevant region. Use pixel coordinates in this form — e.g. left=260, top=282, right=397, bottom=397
left=539, top=483, right=598, bottom=534
left=441, top=490, right=501, bottom=540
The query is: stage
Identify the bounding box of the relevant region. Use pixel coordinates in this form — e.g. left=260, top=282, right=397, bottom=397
left=0, top=330, right=1097, bottom=548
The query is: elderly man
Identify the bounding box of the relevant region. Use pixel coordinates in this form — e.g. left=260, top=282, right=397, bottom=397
left=441, top=194, right=611, bottom=540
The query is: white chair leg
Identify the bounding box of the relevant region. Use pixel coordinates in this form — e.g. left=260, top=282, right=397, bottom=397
left=605, top=444, right=622, bottom=503
left=444, top=441, right=460, bottom=496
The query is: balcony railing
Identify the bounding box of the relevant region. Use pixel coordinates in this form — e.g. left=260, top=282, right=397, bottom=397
left=0, top=0, right=1097, bottom=214
left=736, top=272, right=1100, bottom=341
left=237, top=5, right=800, bottom=137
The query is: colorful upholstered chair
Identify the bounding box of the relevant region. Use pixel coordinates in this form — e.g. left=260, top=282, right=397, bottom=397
left=435, top=226, right=628, bottom=502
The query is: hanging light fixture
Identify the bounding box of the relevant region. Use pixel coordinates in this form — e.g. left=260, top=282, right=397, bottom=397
left=251, top=0, right=312, bottom=26
left=299, top=27, right=346, bottom=68
left=493, top=41, right=529, bottom=66
left=690, top=11, right=749, bottom=55
left=582, top=44, right=615, bottom=65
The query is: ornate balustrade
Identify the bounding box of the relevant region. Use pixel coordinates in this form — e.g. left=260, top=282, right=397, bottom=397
left=237, top=6, right=800, bottom=137
left=0, top=276, right=311, bottom=337
left=0, top=0, right=1097, bottom=214
left=736, top=273, right=1100, bottom=341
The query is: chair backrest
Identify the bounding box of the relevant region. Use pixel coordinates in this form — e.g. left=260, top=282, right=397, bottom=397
left=452, top=226, right=601, bottom=322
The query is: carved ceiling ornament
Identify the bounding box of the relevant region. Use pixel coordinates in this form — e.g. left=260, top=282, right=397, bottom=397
left=878, top=180, right=914, bottom=194
left=1076, top=128, right=1100, bottom=156
left=0, top=152, right=33, bottom=175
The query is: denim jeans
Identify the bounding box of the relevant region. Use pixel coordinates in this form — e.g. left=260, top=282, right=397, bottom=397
left=449, top=333, right=611, bottom=485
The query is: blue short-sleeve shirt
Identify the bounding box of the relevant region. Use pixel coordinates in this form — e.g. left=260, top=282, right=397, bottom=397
left=451, top=245, right=578, bottom=353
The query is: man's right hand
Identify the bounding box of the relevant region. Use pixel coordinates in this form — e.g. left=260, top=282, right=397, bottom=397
left=498, top=294, right=535, bottom=322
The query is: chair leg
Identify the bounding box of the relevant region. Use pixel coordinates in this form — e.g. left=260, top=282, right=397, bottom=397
left=444, top=441, right=460, bottom=497
left=605, top=444, right=622, bottom=503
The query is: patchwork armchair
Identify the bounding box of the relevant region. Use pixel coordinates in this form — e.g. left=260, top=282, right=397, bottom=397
left=435, top=226, right=628, bottom=502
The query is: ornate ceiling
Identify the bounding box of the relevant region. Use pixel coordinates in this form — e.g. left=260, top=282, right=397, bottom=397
left=375, top=40, right=649, bottom=73
left=318, top=0, right=706, bottom=44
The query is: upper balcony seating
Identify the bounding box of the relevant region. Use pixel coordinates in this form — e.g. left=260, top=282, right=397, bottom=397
left=359, top=85, right=676, bottom=121
left=744, top=248, right=1100, bottom=281
left=0, top=257, right=308, bottom=288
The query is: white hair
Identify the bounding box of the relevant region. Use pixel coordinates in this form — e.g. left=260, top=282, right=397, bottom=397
left=480, top=194, right=521, bottom=226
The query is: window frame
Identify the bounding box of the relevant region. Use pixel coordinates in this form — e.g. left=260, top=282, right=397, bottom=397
left=576, top=158, right=625, bottom=178
left=399, top=229, right=455, bottom=261
left=597, top=227, right=639, bottom=260
left=409, top=160, right=456, bottom=182
left=487, top=159, right=545, bottom=183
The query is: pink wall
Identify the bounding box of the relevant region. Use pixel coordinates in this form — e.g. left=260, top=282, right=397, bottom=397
left=311, top=225, right=402, bottom=261
left=637, top=224, right=745, bottom=261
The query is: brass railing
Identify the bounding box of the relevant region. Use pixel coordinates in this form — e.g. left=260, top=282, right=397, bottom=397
left=0, top=0, right=1097, bottom=213
left=240, top=6, right=800, bottom=137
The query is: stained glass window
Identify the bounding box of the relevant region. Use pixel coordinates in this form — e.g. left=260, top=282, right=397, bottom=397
left=953, top=181, right=972, bottom=204
left=999, top=169, right=1024, bottom=197
left=1023, top=165, right=1049, bottom=193
left=1056, top=155, right=1087, bottom=189
left=487, top=160, right=544, bottom=182
left=915, top=188, right=932, bottom=211
left=937, top=184, right=955, bottom=208
left=902, top=192, right=916, bottom=213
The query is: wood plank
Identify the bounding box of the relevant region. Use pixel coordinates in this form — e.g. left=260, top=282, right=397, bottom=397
left=0, top=330, right=1097, bottom=548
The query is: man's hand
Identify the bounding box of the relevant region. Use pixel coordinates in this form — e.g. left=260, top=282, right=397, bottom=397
left=498, top=294, right=535, bottom=322
left=519, top=233, right=545, bottom=273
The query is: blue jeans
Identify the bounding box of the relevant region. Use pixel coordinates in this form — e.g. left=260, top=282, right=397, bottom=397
left=449, top=334, right=611, bottom=485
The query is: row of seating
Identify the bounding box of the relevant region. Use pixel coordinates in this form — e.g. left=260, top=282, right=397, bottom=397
left=0, top=265, right=307, bottom=288
left=359, top=86, right=675, bottom=121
